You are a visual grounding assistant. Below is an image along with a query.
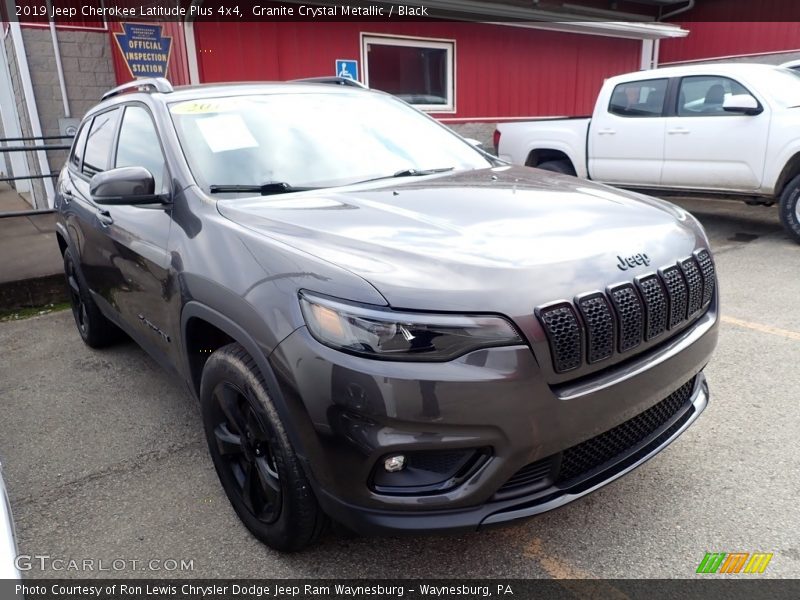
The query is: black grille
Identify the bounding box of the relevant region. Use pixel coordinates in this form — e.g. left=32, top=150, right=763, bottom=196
left=636, top=275, right=668, bottom=341
left=608, top=284, right=644, bottom=353
left=558, top=377, right=696, bottom=482
left=538, top=304, right=582, bottom=373
left=661, top=266, right=689, bottom=330
left=536, top=252, right=715, bottom=373
left=681, top=258, right=704, bottom=318
left=495, top=377, right=698, bottom=500
left=576, top=294, right=615, bottom=364
left=695, top=249, right=716, bottom=307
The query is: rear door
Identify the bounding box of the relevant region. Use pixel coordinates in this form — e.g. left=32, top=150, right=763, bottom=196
left=588, top=77, right=668, bottom=185
left=661, top=75, right=769, bottom=191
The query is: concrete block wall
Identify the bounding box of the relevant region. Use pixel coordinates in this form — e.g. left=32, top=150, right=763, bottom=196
left=448, top=122, right=497, bottom=155
left=2, top=27, right=115, bottom=208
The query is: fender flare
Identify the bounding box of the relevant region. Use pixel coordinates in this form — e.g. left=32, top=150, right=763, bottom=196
left=180, top=301, right=309, bottom=463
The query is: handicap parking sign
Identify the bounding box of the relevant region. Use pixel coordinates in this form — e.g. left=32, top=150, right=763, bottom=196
left=335, top=59, right=358, bottom=81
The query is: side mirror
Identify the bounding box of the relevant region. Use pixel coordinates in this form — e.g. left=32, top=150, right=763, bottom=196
left=90, top=166, right=163, bottom=205
left=723, top=94, right=762, bottom=115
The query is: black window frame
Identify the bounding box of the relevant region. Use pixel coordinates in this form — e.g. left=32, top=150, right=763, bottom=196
left=78, top=106, right=122, bottom=179
left=674, top=75, right=762, bottom=118
left=607, top=78, right=670, bottom=118
left=111, top=101, right=172, bottom=196
left=67, top=120, right=91, bottom=173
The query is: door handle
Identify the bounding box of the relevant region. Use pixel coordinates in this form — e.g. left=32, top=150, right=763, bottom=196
left=97, top=209, right=114, bottom=226
left=667, top=128, right=690, bottom=134
left=597, top=129, right=616, bottom=135
left=60, top=189, right=73, bottom=205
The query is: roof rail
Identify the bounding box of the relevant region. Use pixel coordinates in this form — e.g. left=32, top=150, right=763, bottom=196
left=291, top=76, right=368, bottom=89
left=101, top=77, right=174, bottom=101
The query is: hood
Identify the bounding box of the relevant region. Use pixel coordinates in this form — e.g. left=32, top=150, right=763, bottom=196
left=217, top=166, right=706, bottom=314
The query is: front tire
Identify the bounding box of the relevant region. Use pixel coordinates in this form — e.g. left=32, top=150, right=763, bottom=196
left=63, top=248, right=119, bottom=348
left=537, top=160, right=576, bottom=176
left=779, top=175, right=800, bottom=243
left=200, top=343, right=327, bottom=552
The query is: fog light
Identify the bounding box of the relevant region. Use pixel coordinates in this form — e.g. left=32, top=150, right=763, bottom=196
left=384, top=455, right=406, bottom=472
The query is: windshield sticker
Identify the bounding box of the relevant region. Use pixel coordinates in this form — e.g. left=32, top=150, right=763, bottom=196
left=169, top=99, right=245, bottom=114
left=195, top=114, right=258, bottom=153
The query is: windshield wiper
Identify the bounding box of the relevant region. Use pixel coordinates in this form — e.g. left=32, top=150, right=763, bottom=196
left=208, top=182, right=316, bottom=196
left=352, top=167, right=455, bottom=186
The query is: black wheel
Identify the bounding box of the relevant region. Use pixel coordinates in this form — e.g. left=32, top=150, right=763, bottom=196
left=200, top=343, right=327, bottom=552
left=779, top=175, right=800, bottom=243
left=63, top=248, right=119, bottom=348
left=537, top=160, right=576, bottom=176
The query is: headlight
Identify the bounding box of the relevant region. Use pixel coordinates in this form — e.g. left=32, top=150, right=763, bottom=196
left=299, top=292, right=523, bottom=361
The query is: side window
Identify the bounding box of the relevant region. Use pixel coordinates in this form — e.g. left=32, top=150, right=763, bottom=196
left=115, top=105, right=168, bottom=194
left=82, top=108, right=120, bottom=177
left=68, top=120, right=90, bottom=171
left=608, top=78, right=668, bottom=117
left=677, top=76, right=752, bottom=116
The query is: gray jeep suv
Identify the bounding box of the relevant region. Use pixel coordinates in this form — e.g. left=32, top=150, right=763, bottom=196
left=55, top=77, right=718, bottom=551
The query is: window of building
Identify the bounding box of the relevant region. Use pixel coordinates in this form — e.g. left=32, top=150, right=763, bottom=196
left=82, top=107, right=120, bottom=177
left=608, top=78, right=668, bottom=117
left=115, top=105, right=168, bottom=194
left=677, top=76, right=753, bottom=116
left=362, top=35, right=455, bottom=112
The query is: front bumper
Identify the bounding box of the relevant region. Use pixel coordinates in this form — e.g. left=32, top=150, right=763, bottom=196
left=267, top=304, right=717, bottom=535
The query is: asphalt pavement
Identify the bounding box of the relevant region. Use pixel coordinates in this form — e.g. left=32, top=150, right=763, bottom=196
left=1, top=196, right=798, bottom=579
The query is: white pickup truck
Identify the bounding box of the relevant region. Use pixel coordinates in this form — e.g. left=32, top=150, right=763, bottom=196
left=496, top=63, right=800, bottom=242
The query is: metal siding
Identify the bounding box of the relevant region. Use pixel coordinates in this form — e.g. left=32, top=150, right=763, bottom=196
left=192, top=22, right=640, bottom=120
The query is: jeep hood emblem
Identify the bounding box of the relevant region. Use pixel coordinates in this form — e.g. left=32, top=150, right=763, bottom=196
left=617, top=253, right=651, bottom=271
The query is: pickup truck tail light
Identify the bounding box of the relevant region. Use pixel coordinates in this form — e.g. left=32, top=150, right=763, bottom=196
left=493, top=129, right=501, bottom=154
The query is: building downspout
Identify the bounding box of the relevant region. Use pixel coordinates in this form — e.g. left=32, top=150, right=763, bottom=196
left=47, top=0, right=71, bottom=118
left=8, top=21, right=56, bottom=208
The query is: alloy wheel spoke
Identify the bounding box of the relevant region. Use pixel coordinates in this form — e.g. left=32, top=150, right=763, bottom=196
left=216, top=384, right=247, bottom=435
left=67, top=274, right=80, bottom=294
left=213, top=423, right=243, bottom=456
left=254, top=455, right=281, bottom=495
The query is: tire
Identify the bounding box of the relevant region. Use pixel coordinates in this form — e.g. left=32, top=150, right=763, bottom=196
left=779, top=174, right=800, bottom=243
left=200, top=343, right=327, bottom=552
left=63, top=248, right=119, bottom=348
left=537, top=160, right=576, bottom=176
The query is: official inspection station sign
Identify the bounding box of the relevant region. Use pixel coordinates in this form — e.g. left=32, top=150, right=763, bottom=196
left=114, top=23, right=173, bottom=79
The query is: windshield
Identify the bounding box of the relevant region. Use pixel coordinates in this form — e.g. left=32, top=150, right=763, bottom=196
left=169, top=91, right=493, bottom=193
left=761, top=67, right=800, bottom=106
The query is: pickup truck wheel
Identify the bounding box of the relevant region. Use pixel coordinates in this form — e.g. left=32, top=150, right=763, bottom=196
left=779, top=175, right=800, bottom=243
left=200, top=343, right=327, bottom=552
left=63, top=248, right=119, bottom=348
left=537, top=160, right=576, bottom=176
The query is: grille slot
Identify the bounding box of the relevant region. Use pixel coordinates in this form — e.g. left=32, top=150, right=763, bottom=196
left=576, top=294, right=615, bottom=364
left=537, top=304, right=582, bottom=373
left=608, top=284, right=644, bottom=353
left=496, top=457, right=553, bottom=496
left=636, top=275, right=668, bottom=341
left=661, top=266, right=689, bottom=329
left=681, top=258, right=704, bottom=318
left=695, top=249, right=716, bottom=307
left=557, top=376, right=696, bottom=482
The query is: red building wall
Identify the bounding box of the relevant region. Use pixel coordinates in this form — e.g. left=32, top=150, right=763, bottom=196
left=192, top=22, right=641, bottom=121
left=660, top=22, right=800, bottom=64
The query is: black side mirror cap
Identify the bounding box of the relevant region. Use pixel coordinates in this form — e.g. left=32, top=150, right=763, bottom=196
left=90, top=166, right=165, bottom=205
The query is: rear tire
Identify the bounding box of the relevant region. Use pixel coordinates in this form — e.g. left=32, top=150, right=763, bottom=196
left=537, top=160, right=576, bottom=176
left=200, top=343, right=327, bottom=552
left=63, top=248, right=119, bottom=348
left=779, top=175, right=800, bottom=243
